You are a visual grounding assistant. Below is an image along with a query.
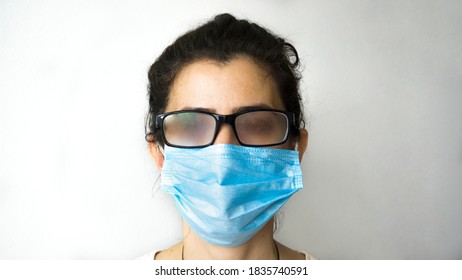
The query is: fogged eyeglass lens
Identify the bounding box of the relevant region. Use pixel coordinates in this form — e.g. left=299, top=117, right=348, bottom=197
left=163, top=112, right=216, bottom=147
left=236, top=111, right=288, bottom=145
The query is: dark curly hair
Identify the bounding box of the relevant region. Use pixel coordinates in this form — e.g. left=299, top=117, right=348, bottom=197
left=145, top=13, right=304, bottom=145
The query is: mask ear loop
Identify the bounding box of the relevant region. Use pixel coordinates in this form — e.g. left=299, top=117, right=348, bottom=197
left=157, top=144, right=165, bottom=156
left=151, top=144, right=165, bottom=198
left=294, top=141, right=299, bottom=152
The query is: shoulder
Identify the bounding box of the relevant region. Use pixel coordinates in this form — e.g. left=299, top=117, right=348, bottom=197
left=276, top=241, right=317, bottom=260
left=136, top=242, right=182, bottom=260
left=301, top=251, right=317, bottom=260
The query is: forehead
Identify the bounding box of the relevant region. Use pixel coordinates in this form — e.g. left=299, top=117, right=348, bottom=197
left=166, top=56, right=285, bottom=113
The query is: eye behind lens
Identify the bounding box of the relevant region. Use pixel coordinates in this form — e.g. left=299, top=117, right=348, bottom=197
left=235, top=111, right=289, bottom=146
left=163, top=112, right=217, bottom=147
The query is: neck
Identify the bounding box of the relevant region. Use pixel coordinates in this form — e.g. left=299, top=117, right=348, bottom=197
left=181, top=219, right=278, bottom=260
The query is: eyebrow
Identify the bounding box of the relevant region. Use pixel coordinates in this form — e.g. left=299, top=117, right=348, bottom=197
left=180, top=103, right=275, bottom=115
left=232, top=104, right=274, bottom=114
left=181, top=106, right=216, bottom=113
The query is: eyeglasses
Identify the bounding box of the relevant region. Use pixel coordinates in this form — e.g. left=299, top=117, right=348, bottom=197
left=154, top=109, right=295, bottom=148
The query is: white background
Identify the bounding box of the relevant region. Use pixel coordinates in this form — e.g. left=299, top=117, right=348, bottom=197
left=1, top=0, right=461, bottom=259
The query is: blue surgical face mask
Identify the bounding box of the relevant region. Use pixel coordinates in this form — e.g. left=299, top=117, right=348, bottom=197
left=160, top=144, right=303, bottom=247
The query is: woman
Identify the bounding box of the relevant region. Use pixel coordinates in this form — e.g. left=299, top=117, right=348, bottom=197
left=143, top=13, right=313, bottom=260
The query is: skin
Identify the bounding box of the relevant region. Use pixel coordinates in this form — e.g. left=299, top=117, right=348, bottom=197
left=148, top=56, right=309, bottom=260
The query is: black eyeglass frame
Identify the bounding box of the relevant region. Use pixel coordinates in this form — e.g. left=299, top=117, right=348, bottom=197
left=154, top=109, right=296, bottom=148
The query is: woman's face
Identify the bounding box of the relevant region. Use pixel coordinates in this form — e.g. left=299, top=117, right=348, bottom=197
left=166, top=56, right=290, bottom=148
